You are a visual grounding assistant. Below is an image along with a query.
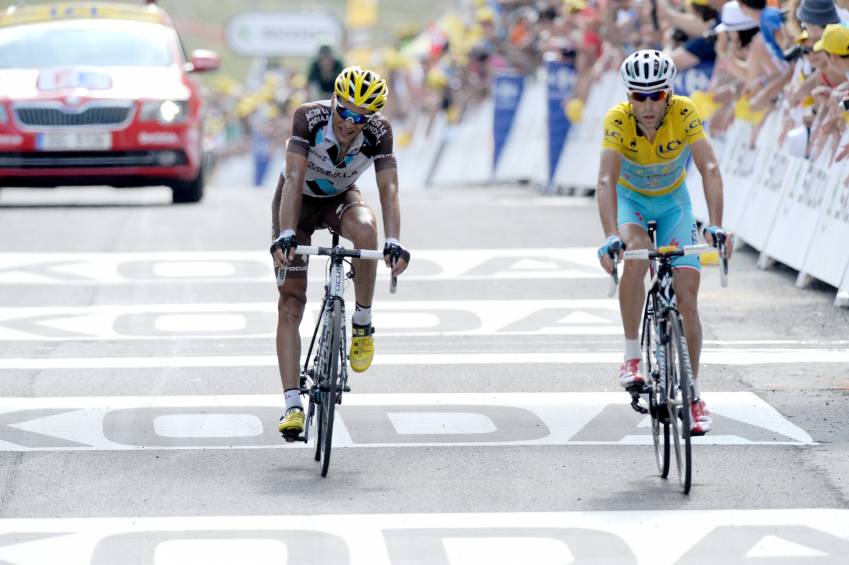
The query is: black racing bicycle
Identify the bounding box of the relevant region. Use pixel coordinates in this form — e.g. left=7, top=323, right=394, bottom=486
left=609, top=221, right=728, bottom=494
left=281, top=232, right=396, bottom=477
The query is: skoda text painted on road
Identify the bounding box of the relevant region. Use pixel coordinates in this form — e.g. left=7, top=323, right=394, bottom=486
left=0, top=300, right=622, bottom=340
left=0, top=393, right=813, bottom=451
left=0, top=510, right=847, bottom=564
left=0, top=249, right=604, bottom=285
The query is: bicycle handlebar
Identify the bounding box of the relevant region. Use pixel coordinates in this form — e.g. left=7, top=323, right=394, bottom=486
left=295, top=245, right=384, bottom=261
left=607, top=243, right=730, bottom=296
left=293, top=245, right=398, bottom=292
left=623, top=243, right=711, bottom=260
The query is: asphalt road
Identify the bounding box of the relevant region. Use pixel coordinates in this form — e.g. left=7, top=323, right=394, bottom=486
left=0, top=178, right=847, bottom=564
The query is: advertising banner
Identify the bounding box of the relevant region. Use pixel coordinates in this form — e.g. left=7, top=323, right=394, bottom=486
left=492, top=72, right=525, bottom=172
left=545, top=60, right=576, bottom=183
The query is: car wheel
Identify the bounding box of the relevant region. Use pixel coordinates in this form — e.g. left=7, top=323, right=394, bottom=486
left=171, top=165, right=204, bottom=204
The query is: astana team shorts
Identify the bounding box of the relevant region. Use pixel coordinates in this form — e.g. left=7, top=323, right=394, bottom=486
left=616, top=184, right=700, bottom=271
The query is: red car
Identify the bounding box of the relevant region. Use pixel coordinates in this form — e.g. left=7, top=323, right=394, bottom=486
left=0, top=2, right=219, bottom=203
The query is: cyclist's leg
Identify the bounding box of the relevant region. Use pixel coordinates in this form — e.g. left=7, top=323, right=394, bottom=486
left=617, top=187, right=652, bottom=340
left=276, top=264, right=308, bottom=392
left=656, top=187, right=702, bottom=378
left=323, top=187, right=378, bottom=372
left=616, top=187, right=653, bottom=387
left=656, top=188, right=711, bottom=432
left=275, top=196, right=321, bottom=432
left=324, top=187, right=378, bottom=307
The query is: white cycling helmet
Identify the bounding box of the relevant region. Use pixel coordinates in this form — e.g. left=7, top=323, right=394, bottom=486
left=620, top=49, right=677, bottom=93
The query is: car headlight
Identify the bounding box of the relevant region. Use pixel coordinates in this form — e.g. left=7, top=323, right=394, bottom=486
left=140, top=100, right=189, bottom=124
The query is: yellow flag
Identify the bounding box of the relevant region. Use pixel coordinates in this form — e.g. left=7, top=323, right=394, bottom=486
left=346, top=0, right=378, bottom=29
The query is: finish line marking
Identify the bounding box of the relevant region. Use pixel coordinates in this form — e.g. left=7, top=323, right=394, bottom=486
left=0, top=392, right=813, bottom=451
left=0, top=510, right=846, bottom=565
left=2, top=348, right=849, bottom=369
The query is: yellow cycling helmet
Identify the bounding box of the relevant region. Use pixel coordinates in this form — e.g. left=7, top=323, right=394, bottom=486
left=334, top=65, right=389, bottom=112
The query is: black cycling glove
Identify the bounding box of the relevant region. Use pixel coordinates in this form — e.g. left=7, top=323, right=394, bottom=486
left=383, top=241, right=411, bottom=265
left=270, top=230, right=298, bottom=258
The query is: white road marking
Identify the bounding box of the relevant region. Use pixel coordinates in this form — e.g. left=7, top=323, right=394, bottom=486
left=2, top=348, right=849, bottom=370
left=0, top=510, right=846, bottom=565
left=0, top=392, right=814, bottom=451
left=0, top=300, right=622, bottom=340
left=0, top=249, right=604, bottom=284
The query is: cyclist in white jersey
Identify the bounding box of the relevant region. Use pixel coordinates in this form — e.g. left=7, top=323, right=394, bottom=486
left=270, top=65, right=410, bottom=436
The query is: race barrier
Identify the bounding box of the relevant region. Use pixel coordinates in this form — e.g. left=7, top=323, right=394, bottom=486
left=686, top=112, right=849, bottom=307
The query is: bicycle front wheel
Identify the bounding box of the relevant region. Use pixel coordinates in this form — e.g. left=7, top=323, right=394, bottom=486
left=643, top=302, right=669, bottom=477
left=667, top=313, right=692, bottom=494
left=319, top=300, right=342, bottom=477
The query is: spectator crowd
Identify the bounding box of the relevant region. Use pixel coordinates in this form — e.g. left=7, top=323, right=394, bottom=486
left=203, top=0, right=849, bottom=185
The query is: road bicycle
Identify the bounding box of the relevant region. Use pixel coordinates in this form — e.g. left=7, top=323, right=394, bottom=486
left=609, top=221, right=728, bottom=494
left=280, top=232, right=396, bottom=477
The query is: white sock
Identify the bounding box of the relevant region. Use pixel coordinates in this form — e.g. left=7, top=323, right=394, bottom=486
left=624, top=338, right=641, bottom=361
left=284, top=388, right=302, bottom=411
left=352, top=303, right=372, bottom=326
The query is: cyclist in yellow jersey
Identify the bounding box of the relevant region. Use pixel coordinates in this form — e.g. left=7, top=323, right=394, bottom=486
left=595, top=50, right=733, bottom=435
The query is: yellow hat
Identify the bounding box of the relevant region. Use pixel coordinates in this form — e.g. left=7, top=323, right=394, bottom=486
left=565, top=98, right=584, bottom=123
left=476, top=7, right=495, bottom=23
left=689, top=90, right=720, bottom=120
left=813, top=23, right=849, bottom=55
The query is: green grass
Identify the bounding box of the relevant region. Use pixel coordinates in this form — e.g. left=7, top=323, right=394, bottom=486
left=1, top=0, right=458, bottom=80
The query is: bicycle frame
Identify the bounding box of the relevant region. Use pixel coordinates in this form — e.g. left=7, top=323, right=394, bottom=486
left=300, top=233, right=350, bottom=446
left=285, top=232, right=387, bottom=476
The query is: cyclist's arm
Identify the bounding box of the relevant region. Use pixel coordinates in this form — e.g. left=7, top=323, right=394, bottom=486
left=274, top=150, right=307, bottom=235
left=596, top=148, right=622, bottom=238
left=690, top=137, right=722, bottom=228
left=376, top=167, right=400, bottom=241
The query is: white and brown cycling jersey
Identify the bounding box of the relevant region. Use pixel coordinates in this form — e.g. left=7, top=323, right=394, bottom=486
left=286, top=100, right=396, bottom=197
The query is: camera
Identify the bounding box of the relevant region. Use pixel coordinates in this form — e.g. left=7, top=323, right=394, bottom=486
left=783, top=44, right=812, bottom=63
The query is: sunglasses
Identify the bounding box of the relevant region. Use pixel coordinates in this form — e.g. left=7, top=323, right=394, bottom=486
left=629, top=90, right=670, bottom=102
left=334, top=100, right=373, bottom=125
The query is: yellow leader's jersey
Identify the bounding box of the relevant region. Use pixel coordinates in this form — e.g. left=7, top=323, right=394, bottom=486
left=601, top=95, right=706, bottom=197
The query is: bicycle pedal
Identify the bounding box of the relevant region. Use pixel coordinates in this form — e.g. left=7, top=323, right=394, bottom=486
left=281, top=430, right=305, bottom=443
left=629, top=394, right=649, bottom=414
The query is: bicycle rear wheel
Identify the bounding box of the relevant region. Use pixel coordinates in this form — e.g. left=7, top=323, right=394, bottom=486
left=319, top=300, right=342, bottom=477
left=643, top=302, right=669, bottom=477
left=667, top=313, right=692, bottom=494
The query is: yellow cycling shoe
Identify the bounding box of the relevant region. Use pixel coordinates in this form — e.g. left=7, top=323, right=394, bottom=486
left=349, top=323, right=375, bottom=373
left=278, top=407, right=305, bottom=439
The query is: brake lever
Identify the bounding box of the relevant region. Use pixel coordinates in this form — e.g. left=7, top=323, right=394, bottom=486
left=607, top=250, right=620, bottom=297
left=389, top=257, right=398, bottom=294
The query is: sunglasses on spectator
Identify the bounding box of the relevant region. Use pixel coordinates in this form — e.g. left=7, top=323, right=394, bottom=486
left=334, top=100, right=373, bottom=125
left=629, top=90, right=670, bottom=102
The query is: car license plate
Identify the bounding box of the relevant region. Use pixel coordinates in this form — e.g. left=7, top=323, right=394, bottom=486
left=36, top=132, right=112, bottom=151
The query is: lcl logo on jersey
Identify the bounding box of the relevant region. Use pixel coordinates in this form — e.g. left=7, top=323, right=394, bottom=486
left=656, top=139, right=683, bottom=156
left=604, top=129, right=623, bottom=141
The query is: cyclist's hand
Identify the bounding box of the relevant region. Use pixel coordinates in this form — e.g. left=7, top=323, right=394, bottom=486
left=597, top=235, right=625, bottom=275
left=270, top=229, right=298, bottom=267
left=383, top=239, right=410, bottom=276
left=703, top=225, right=733, bottom=260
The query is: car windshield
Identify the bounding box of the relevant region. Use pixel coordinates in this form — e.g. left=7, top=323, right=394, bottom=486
left=0, top=20, right=174, bottom=69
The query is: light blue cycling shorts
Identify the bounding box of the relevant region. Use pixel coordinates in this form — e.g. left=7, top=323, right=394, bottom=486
left=616, top=184, right=700, bottom=271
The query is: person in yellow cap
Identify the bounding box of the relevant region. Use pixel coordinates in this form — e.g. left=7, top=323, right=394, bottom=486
left=813, top=23, right=849, bottom=65
left=271, top=65, right=411, bottom=439
left=809, top=24, right=849, bottom=159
